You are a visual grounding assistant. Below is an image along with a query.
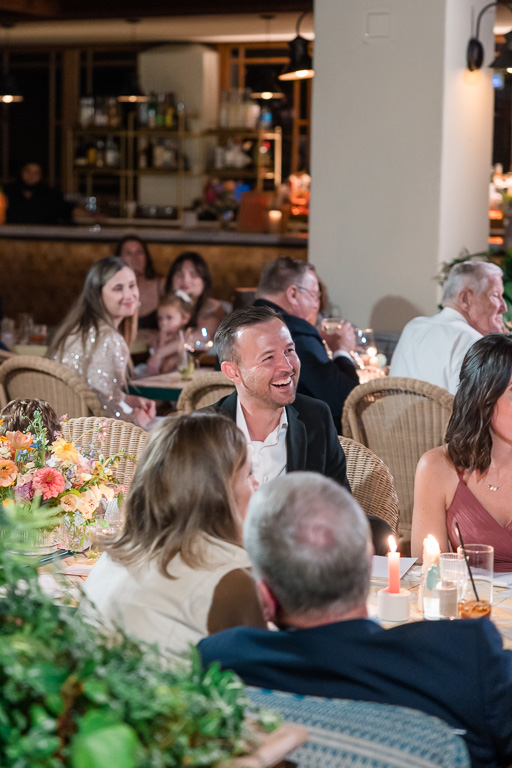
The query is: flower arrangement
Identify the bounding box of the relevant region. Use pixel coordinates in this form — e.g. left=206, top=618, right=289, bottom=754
left=0, top=411, right=129, bottom=551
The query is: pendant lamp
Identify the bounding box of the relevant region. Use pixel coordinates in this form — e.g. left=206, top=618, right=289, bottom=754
left=250, top=15, right=285, bottom=101
left=466, top=1, right=512, bottom=71
left=117, top=19, right=148, bottom=103
left=278, top=11, right=314, bottom=82
left=0, top=24, right=23, bottom=103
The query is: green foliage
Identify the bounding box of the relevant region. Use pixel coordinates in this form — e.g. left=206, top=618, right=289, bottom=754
left=0, top=507, right=279, bottom=767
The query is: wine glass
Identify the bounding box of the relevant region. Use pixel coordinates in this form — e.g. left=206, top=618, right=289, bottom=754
left=354, top=328, right=377, bottom=363
left=185, top=327, right=213, bottom=370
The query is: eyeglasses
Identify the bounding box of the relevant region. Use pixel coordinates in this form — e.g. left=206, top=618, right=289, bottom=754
left=294, top=284, right=321, bottom=302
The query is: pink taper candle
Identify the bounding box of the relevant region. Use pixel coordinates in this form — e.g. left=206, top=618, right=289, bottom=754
left=387, top=535, right=400, bottom=594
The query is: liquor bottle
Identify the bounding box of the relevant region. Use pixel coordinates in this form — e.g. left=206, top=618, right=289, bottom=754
left=95, top=140, right=105, bottom=168
left=165, top=92, right=176, bottom=129
left=105, top=137, right=119, bottom=167
left=147, top=93, right=158, bottom=128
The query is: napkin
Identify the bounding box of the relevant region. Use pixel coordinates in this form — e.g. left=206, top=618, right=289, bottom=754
left=371, top=555, right=417, bottom=580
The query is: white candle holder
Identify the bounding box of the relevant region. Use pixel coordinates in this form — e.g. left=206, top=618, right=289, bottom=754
left=377, top=588, right=410, bottom=623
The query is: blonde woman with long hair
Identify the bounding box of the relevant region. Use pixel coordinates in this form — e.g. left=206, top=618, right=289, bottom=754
left=48, top=256, right=155, bottom=428
left=82, top=412, right=265, bottom=661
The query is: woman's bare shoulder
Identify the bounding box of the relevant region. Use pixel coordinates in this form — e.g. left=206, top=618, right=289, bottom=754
left=417, top=445, right=454, bottom=474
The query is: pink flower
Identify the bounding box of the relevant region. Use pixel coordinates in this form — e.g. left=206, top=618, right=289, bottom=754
left=32, top=467, right=66, bottom=500
left=97, top=421, right=109, bottom=442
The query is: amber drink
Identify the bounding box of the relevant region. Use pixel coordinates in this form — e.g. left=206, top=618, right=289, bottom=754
left=458, top=599, right=492, bottom=619
left=456, top=544, right=494, bottom=619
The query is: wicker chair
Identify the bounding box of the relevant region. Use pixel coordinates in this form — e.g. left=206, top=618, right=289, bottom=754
left=0, top=348, right=14, bottom=362
left=61, top=417, right=148, bottom=489
left=176, top=371, right=235, bottom=413
left=341, top=377, right=454, bottom=545
left=245, top=688, right=470, bottom=768
left=0, top=355, right=104, bottom=418
left=339, top=436, right=399, bottom=534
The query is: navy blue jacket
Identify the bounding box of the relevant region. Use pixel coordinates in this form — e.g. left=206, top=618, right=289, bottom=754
left=254, top=299, right=359, bottom=434
left=199, top=617, right=512, bottom=768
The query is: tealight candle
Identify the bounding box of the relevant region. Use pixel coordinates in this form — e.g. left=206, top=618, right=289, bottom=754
left=268, top=209, right=283, bottom=234
left=387, top=535, right=400, bottom=594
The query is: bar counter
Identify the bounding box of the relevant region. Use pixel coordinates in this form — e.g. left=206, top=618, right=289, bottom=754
left=0, top=224, right=308, bottom=326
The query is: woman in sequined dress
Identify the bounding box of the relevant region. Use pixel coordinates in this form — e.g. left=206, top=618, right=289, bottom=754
left=47, top=256, right=156, bottom=429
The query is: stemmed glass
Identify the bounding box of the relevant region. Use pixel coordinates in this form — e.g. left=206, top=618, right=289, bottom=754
left=354, top=328, right=377, bottom=366
left=185, top=327, right=213, bottom=371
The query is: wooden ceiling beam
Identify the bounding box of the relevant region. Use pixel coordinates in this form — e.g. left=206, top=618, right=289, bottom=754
left=0, top=0, right=59, bottom=17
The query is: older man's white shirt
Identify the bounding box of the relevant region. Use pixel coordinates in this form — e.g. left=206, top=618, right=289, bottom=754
left=389, top=307, right=482, bottom=394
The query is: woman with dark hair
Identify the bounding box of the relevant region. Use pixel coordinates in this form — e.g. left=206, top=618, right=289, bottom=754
left=47, top=256, right=156, bottom=429
left=411, top=333, right=512, bottom=569
left=114, top=235, right=165, bottom=331
left=165, top=251, right=226, bottom=338
left=82, top=412, right=264, bottom=661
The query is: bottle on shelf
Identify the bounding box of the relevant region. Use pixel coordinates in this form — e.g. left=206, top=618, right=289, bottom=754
left=95, top=139, right=105, bottom=168
left=147, top=93, right=158, bottom=128
left=165, top=92, right=176, bottom=129
left=105, top=137, right=120, bottom=168
left=79, top=97, right=95, bottom=128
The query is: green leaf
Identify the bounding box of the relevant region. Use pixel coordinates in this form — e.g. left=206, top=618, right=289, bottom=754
left=71, top=724, right=139, bottom=768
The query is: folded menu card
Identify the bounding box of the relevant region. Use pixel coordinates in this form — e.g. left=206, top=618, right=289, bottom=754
left=371, top=555, right=417, bottom=581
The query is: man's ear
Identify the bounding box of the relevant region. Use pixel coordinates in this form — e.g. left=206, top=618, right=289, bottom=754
left=458, top=287, right=473, bottom=312
left=221, top=359, right=241, bottom=384
left=256, top=579, right=279, bottom=623
left=285, top=283, right=300, bottom=310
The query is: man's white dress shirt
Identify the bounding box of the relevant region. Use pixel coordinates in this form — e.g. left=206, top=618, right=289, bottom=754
left=389, top=307, right=482, bottom=394
left=236, top=398, right=288, bottom=486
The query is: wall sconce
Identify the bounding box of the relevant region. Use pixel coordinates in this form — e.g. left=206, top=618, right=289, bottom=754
left=467, top=2, right=512, bottom=71
left=278, top=11, right=314, bottom=81
left=0, top=23, right=23, bottom=103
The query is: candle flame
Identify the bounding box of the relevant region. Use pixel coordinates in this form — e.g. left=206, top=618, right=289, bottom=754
left=388, top=535, right=397, bottom=552
left=424, top=534, right=440, bottom=554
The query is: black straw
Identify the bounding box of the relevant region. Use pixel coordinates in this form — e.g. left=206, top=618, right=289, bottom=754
left=455, top=522, right=480, bottom=602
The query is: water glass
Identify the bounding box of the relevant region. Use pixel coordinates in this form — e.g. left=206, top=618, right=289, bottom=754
left=438, top=552, right=466, bottom=619
left=457, top=544, right=494, bottom=618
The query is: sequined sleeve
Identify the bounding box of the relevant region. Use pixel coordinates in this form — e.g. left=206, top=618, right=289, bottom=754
left=53, top=325, right=136, bottom=421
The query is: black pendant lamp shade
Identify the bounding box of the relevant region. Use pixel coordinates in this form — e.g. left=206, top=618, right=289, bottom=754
left=250, top=69, right=285, bottom=100
left=0, top=71, right=23, bottom=103
left=279, top=12, right=314, bottom=81
left=117, top=71, right=148, bottom=103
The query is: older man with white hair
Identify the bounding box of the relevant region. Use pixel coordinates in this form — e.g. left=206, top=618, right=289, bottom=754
left=390, top=260, right=506, bottom=393
left=198, top=472, right=512, bottom=768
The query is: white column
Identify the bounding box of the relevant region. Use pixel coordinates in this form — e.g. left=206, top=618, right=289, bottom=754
left=309, top=0, right=495, bottom=331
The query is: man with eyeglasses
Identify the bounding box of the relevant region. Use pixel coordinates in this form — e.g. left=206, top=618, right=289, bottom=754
left=254, top=256, right=359, bottom=434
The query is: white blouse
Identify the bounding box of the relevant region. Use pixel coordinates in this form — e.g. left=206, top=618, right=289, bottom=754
left=81, top=534, right=252, bottom=662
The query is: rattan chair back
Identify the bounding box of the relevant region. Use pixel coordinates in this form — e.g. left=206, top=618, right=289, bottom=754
left=61, top=417, right=148, bottom=489
left=176, top=371, right=235, bottom=413
left=341, top=377, right=453, bottom=542
left=0, top=355, right=104, bottom=418
left=339, top=436, right=399, bottom=534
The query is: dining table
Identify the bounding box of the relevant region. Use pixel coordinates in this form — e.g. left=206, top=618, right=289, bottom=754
left=44, top=554, right=512, bottom=651
left=128, top=369, right=203, bottom=402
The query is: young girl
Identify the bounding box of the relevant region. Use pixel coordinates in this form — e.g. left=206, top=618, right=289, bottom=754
left=144, top=292, right=192, bottom=375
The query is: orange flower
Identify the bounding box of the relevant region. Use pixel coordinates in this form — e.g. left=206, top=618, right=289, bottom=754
left=6, top=431, right=33, bottom=450
left=0, top=459, right=18, bottom=487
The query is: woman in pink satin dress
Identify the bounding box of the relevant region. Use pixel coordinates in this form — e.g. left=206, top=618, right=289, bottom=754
left=412, top=333, right=512, bottom=571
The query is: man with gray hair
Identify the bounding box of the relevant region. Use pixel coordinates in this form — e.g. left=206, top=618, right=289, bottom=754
left=198, top=473, right=512, bottom=768
left=390, top=259, right=506, bottom=393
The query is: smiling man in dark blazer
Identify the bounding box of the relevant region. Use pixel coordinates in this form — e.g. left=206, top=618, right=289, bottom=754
left=210, top=306, right=391, bottom=553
